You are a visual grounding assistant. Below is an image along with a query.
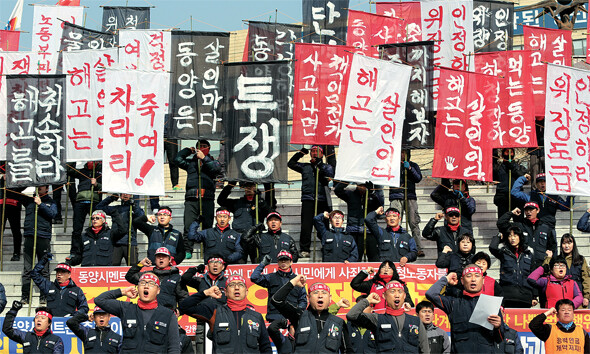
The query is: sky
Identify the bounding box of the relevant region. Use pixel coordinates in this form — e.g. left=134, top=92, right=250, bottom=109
left=2, top=0, right=373, bottom=51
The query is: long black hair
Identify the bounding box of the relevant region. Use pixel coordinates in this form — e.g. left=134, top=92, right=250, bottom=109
left=560, top=233, right=584, bottom=267
left=504, top=227, right=527, bottom=254
left=373, top=260, right=405, bottom=285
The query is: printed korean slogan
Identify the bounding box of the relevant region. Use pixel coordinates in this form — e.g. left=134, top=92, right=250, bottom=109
left=523, top=25, right=572, bottom=118
left=335, top=54, right=411, bottom=187
left=544, top=64, right=590, bottom=196
left=57, top=22, right=115, bottom=74
left=472, top=0, right=514, bottom=52
left=302, top=0, right=349, bottom=45
left=63, top=48, right=118, bottom=161
left=167, top=31, right=229, bottom=140
left=102, top=6, right=150, bottom=46
left=224, top=61, right=291, bottom=183
left=380, top=41, right=435, bottom=148
left=291, top=43, right=354, bottom=145
left=102, top=69, right=169, bottom=195
left=5, top=75, right=67, bottom=187
left=31, top=5, right=84, bottom=74
left=473, top=50, right=537, bottom=148
left=375, top=1, right=422, bottom=42
left=0, top=52, right=36, bottom=161
left=346, top=10, right=404, bottom=58
left=118, top=29, right=171, bottom=71
left=243, top=21, right=302, bottom=62
left=432, top=68, right=498, bottom=182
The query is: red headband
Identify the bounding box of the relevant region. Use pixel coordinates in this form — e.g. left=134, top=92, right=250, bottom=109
left=36, top=311, right=52, bottom=320
left=157, top=209, right=172, bottom=216
left=386, top=210, right=400, bottom=217
left=55, top=263, right=72, bottom=272
left=524, top=202, right=539, bottom=210
left=309, top=283, right=330, bottom=293
left=446, top=207, right=460, bottom=214
left=92, top=211, right=106, bottom=220
left=227, top=274, right=246, bottom=284
left=216, top=210, right=231, bottom=216
left=386, top=281, right=404, bottom=290
left=462, top=266, right=483, bottom=277
left=208, top=257, right=225, bottom=264
left=139, top=273, right=160, bottom=286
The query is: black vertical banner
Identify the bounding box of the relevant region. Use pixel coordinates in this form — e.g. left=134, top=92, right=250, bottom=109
left=380, top=41, right=435, bottom=149
left=302, top=0, right=349, bottom=45
left=246, top=21, right=302, bottom=61
left=57, top=22, right=116, bottom=73
left=168, top=31, right=230, bottom=140
left=5, top=75, right=67, bottom=187
left=473, top=0, right=514, bottom=52
left=224, top=61, right=291, bottom=183
left=101, top=6, right=150, bottom=47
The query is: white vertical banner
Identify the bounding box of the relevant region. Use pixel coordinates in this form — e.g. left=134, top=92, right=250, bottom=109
left=31, top=5, right=84, bottom=74
left=335, top=54, right=412, bottom=187
left=0, top=52, right=36, bottom=160
left=102, top=69, right=169, bottom=196
left=545, top=64, right=590, bottom=196
left=118, top=29, right=172, bottom=71
left=63, top=48, right=118, bottom=162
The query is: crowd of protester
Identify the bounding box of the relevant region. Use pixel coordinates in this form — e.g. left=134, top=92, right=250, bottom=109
left=0, top=145, right=589, bottom=353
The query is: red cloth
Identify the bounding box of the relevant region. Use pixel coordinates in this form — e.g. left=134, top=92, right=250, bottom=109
left=138, top=300, right=158, bottom=310
left=385, top=307, right=405, bottom=316
left=227, top=298, right=247, bottom=311
left=217, top=225, right=229, bottom=232
left=482, top=276, right=496, bottom=296
left=59, top=281, right=70, bottom=287
left=92, top=226, right=102, bottom=234
left=462, top=290, right=482, bottom=298
left=56, top=0, right=80, bottom=5
left=448, top=224, right=460, bottom=232
left=390, top=226, right=400, bottom=232
left=246, top=195, right=254, bottom=202
left=34, top=328, right=48, bottom=337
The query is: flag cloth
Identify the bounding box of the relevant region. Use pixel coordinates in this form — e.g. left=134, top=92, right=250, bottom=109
left=346, top=10, right=404, bottom=58
left=302, top=0, right=349, bottom=45
left=243, top=21, right=302, bottom=62
left=57, top=22, right=115, bottom=74
left=5, top=0, right=24, bottom=31
left=118, top=29, right=171, bottom=72
left=334, top=54, right=412, bottom=187
left=56, top=0, right=81, bottom=5
left=375, top=1, right=422, bottom=42
left=0, top=30, right=20, bottom=51
left=472, top=0, right=514, bottom=52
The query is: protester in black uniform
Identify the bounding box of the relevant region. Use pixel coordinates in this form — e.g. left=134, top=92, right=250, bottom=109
left=334, top=181, right=384, bottom=261
left=188, top=207, right=244, bottom=264
left=430, top=178, right=476, bottom=232
left=435, top=233, right=476, bottom=275
left=95, top=272, right=181, bottom=353
left=174, top=140, right=221, bottom=259
left=493, top=148, right=527, bottom=218
left=342, top=294, right=377, bottom=353
left=497, top=203, right=557, bottom=270
left=365, top=206, right=418, bottom=265
left=0, top=169, right=23, bottom=261
left=251, top=251, right=307, bottom=322
left=271, top=274, right=353, bottom=353
left=416, top=301, right=450, bottom=354
left=2, top=302, right=64, bottom=353
left=0, top=283, right=6, bottom=315
left=426, top=265, right=504, bottom=353
left=134, top=206, right=186, bottom=264
left=96, top=193, right=145, bottom=266
left=350, top=261, right=414, bottom=311
left=423, top=206, right=471, bottom=257
left=182, top=274, right=272, bottom=354
left=347, top=281, right=429, bottom=353
left=30, top=255, right=89, bottom=317
left=66, top=306, right=122, bottom=353
left=313, top=210, right=359, bottom=263
left=73, top=210, right=125, bottom=267
left=288, top=145, right=335, bottom=257
left=496, top=307, right=524, bottom=354
left=125, top=247, right=188, bottom=310
left=241, top=211, right=299, bottom=263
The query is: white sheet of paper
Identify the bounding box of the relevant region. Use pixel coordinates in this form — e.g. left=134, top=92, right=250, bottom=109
left=468, top=294, right=503, bottom=330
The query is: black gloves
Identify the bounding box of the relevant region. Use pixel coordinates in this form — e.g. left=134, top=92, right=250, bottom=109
left=261, top=255, right=272, bottom=266
left=11, top=301, right=22, bottom=311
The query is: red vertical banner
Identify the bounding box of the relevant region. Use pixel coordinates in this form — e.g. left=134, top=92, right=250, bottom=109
left=346, top=10, right=404, bottom=58
left=523, top=25, right=572, bottom=118
left=432, top=68, right=498, bottom=182
left=291, top=42, right=355, bottom=145
left=473, top=50, right=537, bottom=148
left=0, top=30, right=20, bottom=51
left=375, top=2, right=422, bottom=43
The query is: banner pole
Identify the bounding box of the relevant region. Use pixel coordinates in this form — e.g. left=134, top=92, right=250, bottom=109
left=313, top=165, right=319, bottom=262
left=570, top=197, right=573, bottom=235
left=0, top=194, right=6, bottom=272
left=363, top=187, right=369, bottom=262
left=404, top=155, right=409, bottom=231
left=255, top=183, right=259, bottom=261
left=508, top=150, right=512, bottom=212
left=28, top=188, right=39, bottom=316
left=63, top=176, right=70, bottom=233
left=197, top=142, right=203, bottom=259
left=87, top=164, right=96, bottom=228
left=127, top=204, right=132, bottom=264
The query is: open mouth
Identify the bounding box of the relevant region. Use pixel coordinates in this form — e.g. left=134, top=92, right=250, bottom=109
left=143, top=289, right=149, bottom=296
left=394, top=300, right=401, bottom=306
left=317, top=300, right=324, bottom=307
left=234, top=291, right=240, bottom=297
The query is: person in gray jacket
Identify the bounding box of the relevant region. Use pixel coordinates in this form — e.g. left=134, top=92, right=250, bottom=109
left=416, top=301, right=450, bottom=353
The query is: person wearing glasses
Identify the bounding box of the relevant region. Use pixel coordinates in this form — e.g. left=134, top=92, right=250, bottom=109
left=134, top=206, right=187, bottom=265
left=95, top=272, right=181, bottom=353
left=182, top=274, right=272, bottom=353
left=313, top=210, right=358, bottom=263
left=528, top=256, right=584, bottom=309
left=125, top=247, right=188, bottom=311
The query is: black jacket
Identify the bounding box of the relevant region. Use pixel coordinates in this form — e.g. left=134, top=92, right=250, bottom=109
left=18, top=194, right=57, bottom=239
left=125, top=265, right=189, bottom=310
left=389, top=156, right=422, bottom=200
left=422, top=218, right=471, bottom=256
left=134, top=215, right=186, bottom=264
left=435, top=237, right=476, bottom=274
left=287, top=151, right=335, bottom=202
left=66, top=312, right=122, bottom=353
left=350, top=270, right=415, bottom=307
left=365, top=211, right=418, bottom=262
left=67, top=163, right=102, bottom=203
left=96, top=195, right=145, bottom=246
left=174, top=148, right=221, bottom=201
left=430, top=181, right=476, bottom=232
left=493, top=160, right=526, bottom=196
left=334, top=182, right=383, bottom=234
left=217, top=184, right=272, bottom=233
left=78, top=223, right=122, bottom=267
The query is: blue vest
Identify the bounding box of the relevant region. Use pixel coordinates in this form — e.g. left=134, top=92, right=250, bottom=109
left=22, top=331, right=62, bottom=354
left=348, top=322, right=376, bottom=354
left=119, top=304, right=174, bottom=353
left=83, top=327, right=121, bottom=353
left=374, top=313, right=420, bottom=353
left=294, top=310, right=345, bottom=353
left=147, top=226, right=182, bottom=262
left=212, top=305, right=265, bottom=353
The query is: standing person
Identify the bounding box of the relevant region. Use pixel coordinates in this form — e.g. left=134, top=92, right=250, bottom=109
left=497, top=204, right=557, bottom=270
left=2, top=302, right=64, bottom=353
left=511, top=173, right=573, bottom=227
left=125, top=248, right=189, bottom=310
left=334, top=181, right=384, bottom=261
left=133, top=206, right=186, bottom=264
left=271, top=275, right=353, bottom=353
left=288, top=145, right=335, bottom=258
left=313, top=210, right=359, bottom=263
left=416, top=301, right=450, bottom=354
left=96, top=193, right=145, bottom=266
left=489, top=227, right=536, bottom=307
left=426, top=266, right=504, bottom=353
left=547, top=234, right=590, bottom=308
left=16, top=186, right=57, bottom=304
left=365, top=206, right=418, bottom=265
left=347, top=281, right=430, bottom=353
left=471, top=252, right=503, bottom=296
left=430, top=178, right=476, bottom=232
left=422, top=207, right=471, bottom=256
left=251, top=251, right=307, bottom=323
left=344, top=295, right=377, bottom=353
left=529, top=299, right=590, bottom=353
left=241, top=211, right=299, bottom=263
left=528, top=256, right=584, bottom=309
left=66, top=306, right=122, bottom=353
left=493, top=148, right=527, bottom=218
left=389, top=149, right=426, bottom=257
left=75, top=210, right=124, bottom=267
left=0, top=282, right=6, bottom=315
left=95, top=272, right=181, bottom=353
left=188, top=207, right=244, bottom=264
left=0, top=170, right=23, bottom=261
left=164, top=136, right=181, bottom=191
left=174, top=140, right=221, bottom=259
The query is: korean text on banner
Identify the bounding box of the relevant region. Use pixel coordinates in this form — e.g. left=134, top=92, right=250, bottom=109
left=472, top=0, right=514, bottom=52
left=31, top=5, right=84, bottom=74
left=335, top=54, right=411, bottom=187
left=545, top=64, right=590, bottom=196
left=432, top=68, right=498, bottom=182
left=57, top=22, right=116, bottom=74
left=291, top=43, right=355, bottom=145
left=102, top=69, right=169, bottom=195
left=118, top=29, right=171, bottom=72
left=473, top=50, right=537, bottom=148
left=375, top=1, right=422, bottom=43
left=63, top=48, right=118, bottom=161
left=245, top=21, right=302, bottom=62
left=302, top=0, right=349, bottom=45
left=346, top=10, right=404, bottom=58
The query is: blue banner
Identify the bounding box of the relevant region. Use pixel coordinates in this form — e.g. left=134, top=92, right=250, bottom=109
left=513, top=4, right=588, bottom=35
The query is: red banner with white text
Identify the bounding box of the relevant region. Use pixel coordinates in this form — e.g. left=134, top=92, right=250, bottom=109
left=375, top=2, right=422, bottom=43
left=346, top=10, right=404, bottom=58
